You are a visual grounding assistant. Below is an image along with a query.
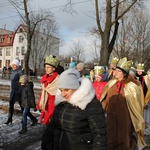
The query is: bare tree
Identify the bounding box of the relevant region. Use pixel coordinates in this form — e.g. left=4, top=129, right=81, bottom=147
left=30, top=11, right=59, bottom=74
left=130, top=8, right=150, bottom=66
left=69, top=40, right=85, bottom=63
left=88, top=40, right=100, bottom=63
left=112, top=6, right=150, bottom=69
left=62, top=0, right=143, bottom=66
left=93, top=0, right=145, bottom=65
left=9, top=0, right=59, bottom=75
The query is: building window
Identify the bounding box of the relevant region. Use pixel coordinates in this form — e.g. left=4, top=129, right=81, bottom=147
left=19, top=28, right=23, bottom=32
left=6, top=48, right=10, bottom=56
left=16, top=47, right=19, bottom=56
left=0, top=36, right=4, bottom=43
left=19, top=35, right=24, bottom=43
left=5, top=60, right=10, bottom=68
left=7, top=35, right=11, bottom=43
left=0, top=48, right=2, bottom=56
left=21, top=46, right=25, bottom=55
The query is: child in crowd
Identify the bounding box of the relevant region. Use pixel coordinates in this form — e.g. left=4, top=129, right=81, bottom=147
left=18, top=75, right=38, bottom=134
left=92, top=66, right=107, bottom=100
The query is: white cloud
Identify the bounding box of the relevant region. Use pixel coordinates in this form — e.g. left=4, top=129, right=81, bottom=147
left=59, top=32, right=99, bottom=62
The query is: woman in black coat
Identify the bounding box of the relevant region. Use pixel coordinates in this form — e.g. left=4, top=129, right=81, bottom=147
left=4, top=59, right=23, bottom=125
left=41, top=68, right=107, bottom=150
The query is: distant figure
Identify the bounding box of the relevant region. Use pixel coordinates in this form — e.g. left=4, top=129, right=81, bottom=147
left=107, top=57, right=119, bottom=81
left=7, top=66, right=12, bottom=79
left=129, top=67, right=137, bottom=79
left=69, top=62, right=76, bottom=68
left=76, top=62, right=85, bottom=77
left=103, top=66, right=108, bottom=81
left=136, top=63, right=150, bottom=126
left=2, top=66, right=7, bottom=79
left=89, top=68, right=95, bottom=82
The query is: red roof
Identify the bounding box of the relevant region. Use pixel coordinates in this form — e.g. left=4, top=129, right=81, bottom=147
left=0, top=33, right=15, bottom=47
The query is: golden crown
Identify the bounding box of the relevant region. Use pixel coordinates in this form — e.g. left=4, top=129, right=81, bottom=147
left=117, top=57, right=133, bottom=73
left=19, top=75, right=28, bottom=84
left=94, top=66, right=105, bottom=75
left=136, top=63, right=144, bottom=71
left=111, top=57, right=119, bottom=65
left=44, top=55, right=59, bottom=68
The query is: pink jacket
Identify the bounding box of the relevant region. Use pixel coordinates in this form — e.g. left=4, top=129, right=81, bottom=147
left=93, top=81, right=107, bottom=100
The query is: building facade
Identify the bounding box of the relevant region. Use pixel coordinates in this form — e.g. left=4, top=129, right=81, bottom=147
left=0, top=24, right=60, bottom=73
left=0, top=30, right=14, bottom=70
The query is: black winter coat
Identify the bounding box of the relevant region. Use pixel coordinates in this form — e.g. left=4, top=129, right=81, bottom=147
left=19, top=82, right=36, bottom=108
left=42, top=98, right=107, bottom=150
left=10, top=67, right=23, bottom=102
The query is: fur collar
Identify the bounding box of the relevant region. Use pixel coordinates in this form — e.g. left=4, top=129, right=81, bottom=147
left=55, top=78, right=95, bottom=110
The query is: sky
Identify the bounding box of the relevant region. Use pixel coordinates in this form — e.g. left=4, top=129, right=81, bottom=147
left=0, top=0, right=150, bottom=62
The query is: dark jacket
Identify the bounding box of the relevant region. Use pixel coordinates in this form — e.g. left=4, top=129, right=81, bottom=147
left=42, top=78, right=107, bottom=150
left=10, top=67, right=23, bottom=102
left=19, top=82, right=36, bottom=108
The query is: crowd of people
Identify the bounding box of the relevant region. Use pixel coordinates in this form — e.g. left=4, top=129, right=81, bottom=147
left=3, top=55, right=150, bottom=150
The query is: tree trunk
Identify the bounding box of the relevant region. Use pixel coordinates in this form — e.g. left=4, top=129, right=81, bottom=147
left=100, top=35, right=110, bottom=65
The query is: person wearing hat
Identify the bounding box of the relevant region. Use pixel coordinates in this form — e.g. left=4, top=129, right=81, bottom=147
left=136, top=63, right=150, bottom=96
left=136, top=63, right=150, bottom=126
left=76, top=62, right=85, bottom=77
left=41, top=68, right=107, bottom=150
left=129, top=67, right=137, bottom=79
left=92, top=66, right=107, bottom=100
left=107, top=57, right=119, bottom=81
left=37, top=55, right=59, bottom=125
left=18, top=75, right=38, bottom=134
left=4, top=58, right=23, bottom=125
left=100, top=57, right=146, bottom=150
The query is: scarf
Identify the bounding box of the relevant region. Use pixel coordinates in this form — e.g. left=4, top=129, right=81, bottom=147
left=116, top=81, right=124, bottom=93
left=39, top=72, right=59, bottom=110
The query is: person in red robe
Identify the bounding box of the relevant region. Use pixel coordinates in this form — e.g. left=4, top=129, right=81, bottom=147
left=37, top=55, right=59, bottom=125
left=92, top=66, right=107, bottom=100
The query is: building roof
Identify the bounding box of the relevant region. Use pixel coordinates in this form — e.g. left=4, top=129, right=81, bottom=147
left=0, top=28, right=13, bottom=35
left=0, top=33, right=15, bottom=47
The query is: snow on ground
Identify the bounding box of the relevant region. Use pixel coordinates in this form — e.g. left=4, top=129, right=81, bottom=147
left=0, top=109, right=44, bottom=150
left=0, top=78, right=41, bottom=89
left=0, top=78, right=44, bottom=150
left=1, top=78, right=150, bottom=149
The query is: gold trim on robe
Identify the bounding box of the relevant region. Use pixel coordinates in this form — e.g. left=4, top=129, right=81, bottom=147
left=100, top=79, right=147, bottom=149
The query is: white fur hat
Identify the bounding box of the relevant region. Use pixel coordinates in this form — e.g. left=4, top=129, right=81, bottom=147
left=12, top=59, right=20, bottom=66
